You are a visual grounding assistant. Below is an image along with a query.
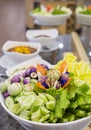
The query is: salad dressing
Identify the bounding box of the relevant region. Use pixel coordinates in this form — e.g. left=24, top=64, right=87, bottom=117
left=7, top=46, right=37, bottom=54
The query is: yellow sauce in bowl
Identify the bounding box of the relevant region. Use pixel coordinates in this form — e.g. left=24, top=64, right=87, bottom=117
left=7, top=46, right=37, bottom=54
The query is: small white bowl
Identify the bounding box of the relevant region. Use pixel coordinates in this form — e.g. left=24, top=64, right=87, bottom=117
left=2, top=41, right=41, bottom=62
left=26, top=29, right=59, bottom=52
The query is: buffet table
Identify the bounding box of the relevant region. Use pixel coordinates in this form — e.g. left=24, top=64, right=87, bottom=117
left=0, top=32, right=90, bottom=130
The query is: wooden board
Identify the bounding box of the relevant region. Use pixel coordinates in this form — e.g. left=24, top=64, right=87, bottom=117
left=71, top=32, right=89, bottom=62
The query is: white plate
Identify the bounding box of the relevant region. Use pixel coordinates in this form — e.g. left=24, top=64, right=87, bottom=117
left=0, top=55, right=41, bottom=69
left=6, top=57, right=52, bottom=76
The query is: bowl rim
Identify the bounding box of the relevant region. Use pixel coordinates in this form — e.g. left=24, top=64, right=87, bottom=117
left=6, top=57, right=52, bottom=76
left=2, top=41, right=41, bottom=56
left=26, top=29, right=58, bottom=40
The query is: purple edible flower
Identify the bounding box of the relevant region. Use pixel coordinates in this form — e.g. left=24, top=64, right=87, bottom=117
left=65, top=72, right=70, bottom=75
left=30, top=67, right=37, bottom=73
left=25, top=67, right=37, bottom=77
left=38, top=76, right=47, bottom=83
left=21, top=72, right=27, bottom=78
left=39, top=76, right=49, bottom=88
left=25, top=68, right=31, bottom=77
left=42, top=82, right=49, bottom=88
left=40, top=64, right=49, bottom=70
left=11, top=75, right=21, bottom=83
left=60, top=77, right=68, bottom=87
left=3, top=91, right=10, bottom=98
left=59, top=72, right=69, bottom=87
left=30, top=72, right=38, bottom=79
left=62, top=73, right=69, bottom=78
left=56, top=84, right=61, bottom=89
left=23, top=77, right=30, bottom=84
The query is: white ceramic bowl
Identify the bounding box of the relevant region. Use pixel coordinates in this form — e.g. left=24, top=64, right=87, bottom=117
left=76, top=13, right=91, bottom=26
left=0, top=58, right=91, bottom=130
left=30, top=11, right=72, bottom=26
left=26, top=29, right=59, bottom=52
left=2, top=41, right=41, bottom=62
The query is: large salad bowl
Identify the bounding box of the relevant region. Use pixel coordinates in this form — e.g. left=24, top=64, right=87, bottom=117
left=30, top=13, right=72, bottom=26
left=30, top=5, right=72, bottom=26
left=0, top=53, right=91, bottom=130
left=76, top=6, right=91, bottom=26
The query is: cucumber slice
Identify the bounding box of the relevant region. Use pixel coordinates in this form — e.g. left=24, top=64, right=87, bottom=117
left=9, top=103, right=21, bottom=115
left=39, top=114, right=50, bottom=123
left=5, top=96, right=14, bottom=108
left=19, top=110, right=31, bottom=120
left=38, top=93, right=48, bottom=103
left=16, top=95, right=36, bottom=109
left=44, top=93, right=55, bottom=101
left=40, top=106, right=50, bottom=115
left=46, top=101, right=55, bottom=110
left=31, top=105, right=40, bottom=113
left=8, top=83, right=22, bottom=96
left=31, top=109, right=41, bottom=122
left=0, top=79, right=10, bottom=93
left=20, top=91, right=36, bottom=96
left=33, top=97, right=43, bottom=106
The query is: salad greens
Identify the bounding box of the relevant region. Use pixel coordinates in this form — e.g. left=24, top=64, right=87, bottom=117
left=76, top=6, right=91, bottom=15
left=31, top=5, right=71, bottom=16
left=0, top=53, right=91, bottom=123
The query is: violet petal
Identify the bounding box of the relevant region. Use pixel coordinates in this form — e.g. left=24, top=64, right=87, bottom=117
left=3, top=91, right=10, bottom=98
left=61, top=77, right=68, bottom=87
left=40, top=64, right=49, bottom=70
left=23, top=77, right=30, bottom=84
left=25, top=67, right=37, bottom=77
left=11, top=75, right=21, bottom=83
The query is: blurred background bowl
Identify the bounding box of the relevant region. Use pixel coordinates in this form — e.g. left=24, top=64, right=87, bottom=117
left=76, top=13, right=91, bottom=26
left=26, top=29, right=59, bottom=52
left=2, top=41, right=41, bottom=62
left=30, top=11, right=72, bottom=26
